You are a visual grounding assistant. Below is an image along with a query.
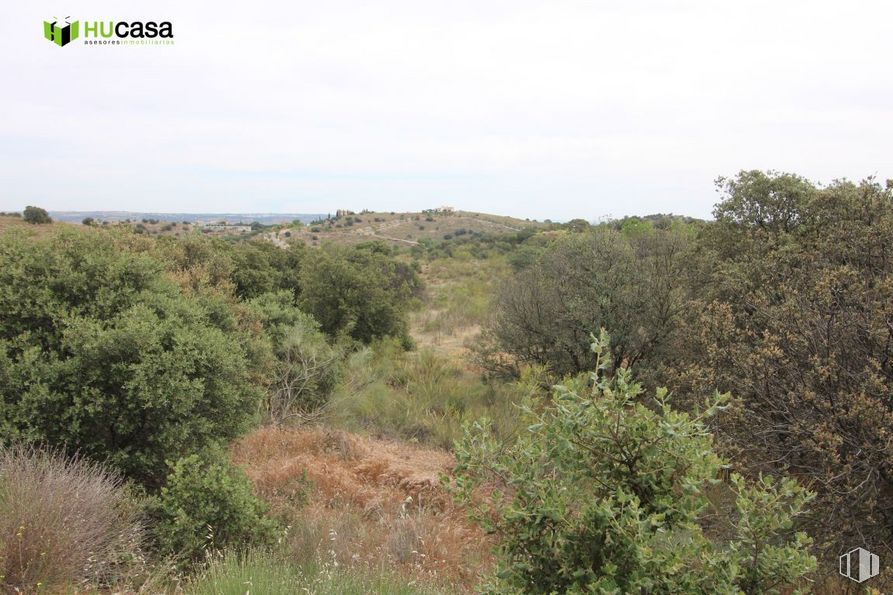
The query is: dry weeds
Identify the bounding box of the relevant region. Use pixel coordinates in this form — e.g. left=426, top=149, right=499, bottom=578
left=232, top=426, right=492, bottom=591
left=0, top=445, right=145, bottom=593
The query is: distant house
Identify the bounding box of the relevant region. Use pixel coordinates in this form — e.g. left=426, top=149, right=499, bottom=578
left=436, top=206, right=455, bottom=214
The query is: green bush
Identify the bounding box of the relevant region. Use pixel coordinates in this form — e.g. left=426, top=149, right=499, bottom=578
left=249, top=291, right=342, bottom=422
left=150, top=454, right=278, bottom=565
left=454, top=331, right=815, bottom=594
left=671, top=171, right=893, bottom=556
left=22, top=206, right=51, bottom=224
left=0, top=230, right=264, bottom=487
left=299, top=243, right=420, bottom=345
left=481, top=226, right=699, bottom=378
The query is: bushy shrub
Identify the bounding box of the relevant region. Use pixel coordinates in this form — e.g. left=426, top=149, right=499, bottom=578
left=299, top=243, right=420, bottom=345
left=0, top=446, right=143, bottom=593
left=250, top=292, right=342, bottom=422
left=22, top=206, right=51, bottom=224
left=150, top=454, right=278, bottom=565
left=0, top=231, right=263, bottom=487
left=228, top=240, right=304, bottom=299
left=670, top=171, right=893, bottom=556
left=480, top=227, right=699, bottom=377
left=454, top=331, right=815, bottom=594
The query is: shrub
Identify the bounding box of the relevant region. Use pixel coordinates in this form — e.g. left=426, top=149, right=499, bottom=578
left=481, top=226, right=699, bottom=377
left=22, top=206, right=51, bottom=224
left=299, top=243, right=420, bottom=345
left=249, top=292, right=342, bottom=422
left=670, top=171, right=893, bottom=557
left=227, top=240, right=304, bottom=299
left=0, top=231, right=264, bottom=487
left=454, top=331, right=815, bottom=594
left=0, top=446, right=143, bottom=593
left=150, top=454, right=278, bottom=565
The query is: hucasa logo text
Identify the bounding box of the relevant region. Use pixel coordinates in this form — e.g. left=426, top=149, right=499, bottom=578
left=43, top=17, right=174, bottom=47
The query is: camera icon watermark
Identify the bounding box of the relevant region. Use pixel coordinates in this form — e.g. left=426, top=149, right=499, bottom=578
left=840, top=547, right=880, bottom=583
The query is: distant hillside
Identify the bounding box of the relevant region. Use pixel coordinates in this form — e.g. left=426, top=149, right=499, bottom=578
left=280, top=209, right=544, bottom=247
left=48, top=211, right=326, bottom=225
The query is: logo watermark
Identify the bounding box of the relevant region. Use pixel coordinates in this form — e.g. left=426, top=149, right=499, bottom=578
left=43, top=16, right=174, bottom=48
left=43, top=17, right=79, bottom=47
left=839, top=547, right=880, bottom=583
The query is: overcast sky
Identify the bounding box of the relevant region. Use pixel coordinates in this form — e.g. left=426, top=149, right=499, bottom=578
left=1, top=1, right=891, bottom=221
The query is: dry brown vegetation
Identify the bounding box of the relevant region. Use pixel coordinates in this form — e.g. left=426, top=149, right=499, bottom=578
left=232, top=426, right=492, bottom=591
left=0, top=446, right=145, bottom=593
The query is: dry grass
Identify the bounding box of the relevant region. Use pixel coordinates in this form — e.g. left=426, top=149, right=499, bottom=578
left=410, top=252, right=509, bottom=357
left=0, top=445, right=144, bottom=593
left=0, top=216, right=65, bottom=238
left=232, top=426, right=492, bottom=591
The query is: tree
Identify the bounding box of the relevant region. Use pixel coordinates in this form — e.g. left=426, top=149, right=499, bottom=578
left=669, top=171, right=893, bottom=558
left=0, top=230, right=264, bottom=487
left=22, top=206, right=51, bottom=224
left=480, top=227, right=700, bottom=378
left=298, top=243, right=420, bottom=345
left=454, top=331, right=815, bottom=594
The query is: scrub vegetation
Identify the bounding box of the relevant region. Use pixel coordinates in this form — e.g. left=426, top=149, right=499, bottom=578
left=0, top=170, right=890, bottom=592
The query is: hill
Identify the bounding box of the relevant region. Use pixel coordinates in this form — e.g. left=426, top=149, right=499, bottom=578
left=47, top=211, right=325, bottom=225
left=278, top=209, right=544, bottom=247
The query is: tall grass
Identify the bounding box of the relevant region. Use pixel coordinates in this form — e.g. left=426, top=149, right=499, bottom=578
left=186, top=549, right=449, bottom=594
left=327, top=340, right=528, bottom=449
left=411, top=252, right=508, bottom=340
left=0, top=445, right=144, bottom=593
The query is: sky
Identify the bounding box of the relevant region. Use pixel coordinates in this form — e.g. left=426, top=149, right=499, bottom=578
left=1, top=1, right=892, bottom=221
